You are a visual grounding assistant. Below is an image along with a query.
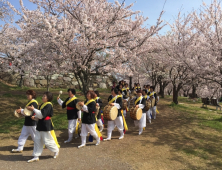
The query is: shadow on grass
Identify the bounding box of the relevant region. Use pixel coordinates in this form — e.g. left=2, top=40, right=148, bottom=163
left=140, top=99, right=222, bottom=169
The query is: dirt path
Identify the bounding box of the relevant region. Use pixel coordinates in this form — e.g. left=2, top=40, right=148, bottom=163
left=0, top=98, right=220, bottom=170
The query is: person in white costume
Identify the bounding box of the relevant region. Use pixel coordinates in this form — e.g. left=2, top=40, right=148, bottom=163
left=104, top=88, right=124, bottom=141
left=134, top=90, right=146, bottom=135
left=12, top=90, right=38, bottom=153
left=26, top=92, right=59, bottom=163
left=77, top=91, right=100, bottom=148
left=57, top=88, right=81, bottom=143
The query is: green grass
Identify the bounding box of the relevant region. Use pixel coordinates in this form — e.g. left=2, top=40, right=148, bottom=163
left=0, top=117, right=25, bottom=133
left=0, top=112, right=68, bottom=133
left=51, top=113, right=68, bottom=130
left=182, top=148, right=209, bottom=160
left=201, top=117, right=222, bottom=130
left=96, top=88, right=111, bottom=93
left=169, top=98, right=222, bottom=131
left=0, top=82, right=109, bottom=133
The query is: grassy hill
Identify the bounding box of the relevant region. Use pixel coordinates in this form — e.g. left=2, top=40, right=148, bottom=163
left=0, top=82, right=111, bottom=133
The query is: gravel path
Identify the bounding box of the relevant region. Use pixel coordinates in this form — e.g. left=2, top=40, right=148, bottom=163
left=0, top=101, right=206, bottom=170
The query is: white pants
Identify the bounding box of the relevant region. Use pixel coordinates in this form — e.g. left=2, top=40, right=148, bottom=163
left=33, top=131, right=59, bottom=157
left=96, top=119, right=103, bottom=127
left=106, top=117, right=124, bottom=139
left=67, top=119, right=77, bottom=139
left=80, top=123, right=98, bottom=137
left=107, top=117, right=124, bottom=132
left=80, top=123, right=99, bottom=145
left=123, top=110, right=127, bottom=117
left=146, top=110, right=152, bottom=122
left=151, top=106, right=156, bottom=119
left=134, top=113, right=146, bottom=129
left=68, top=119, right=77, bottom=134
left=17, top=126, right=36, bottom=150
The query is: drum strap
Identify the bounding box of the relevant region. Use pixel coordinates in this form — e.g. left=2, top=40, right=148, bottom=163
left=26, top=100, right=38, bottom=107
left=66, top=97, right=77, bottom=106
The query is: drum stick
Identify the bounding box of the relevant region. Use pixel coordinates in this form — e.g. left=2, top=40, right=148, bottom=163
left=58, top=91, right=63, bottom=98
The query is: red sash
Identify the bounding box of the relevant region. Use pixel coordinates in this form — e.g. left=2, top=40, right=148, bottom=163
left=67, top=107, right=75, bottom=110
left=44, top=116, right=51, bottom=120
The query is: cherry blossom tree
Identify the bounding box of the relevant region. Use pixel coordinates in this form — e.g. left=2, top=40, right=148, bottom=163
left=5, top=0, right=165, bottom=95
left=157, top=11, right=200, bottom=104
left=188, top=0, right=222, bottom=89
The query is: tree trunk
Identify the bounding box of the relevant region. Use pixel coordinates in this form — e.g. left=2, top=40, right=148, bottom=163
left=186, top=88, right=190, bottom=97
left=168, top=90, right=172, bottom=96
left=46, top=75, right=50, bottom=92
left=159, top=82, right=164, bottom=98
left=19, top=75, right=23, bottom=88
left=74, top=73, right=82, bottom=91
left=192, top=85, right=196, bottom=98
left=173, top=85, right=179, bottom=104
left=76, top=71, right=90, bottom=99
left=138, top=74, right=139, bottom=84
left=129, top=76, right=132, bottom=90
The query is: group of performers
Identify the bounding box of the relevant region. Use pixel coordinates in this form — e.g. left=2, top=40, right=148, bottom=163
left=12, top=80, right=159, bottom=163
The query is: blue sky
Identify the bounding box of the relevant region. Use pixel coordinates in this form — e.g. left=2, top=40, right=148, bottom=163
left=7, top=0, right=213, bottom=34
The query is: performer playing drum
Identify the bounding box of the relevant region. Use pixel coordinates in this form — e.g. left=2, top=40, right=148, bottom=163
left=104, top=88, right=124, bottom=141
left=134, top=90, right=146, bottom=135
left=142, top=90, right=151, bottom=124
left=12, top=90, right=38, bottom=153
left=149, top=86, right=158, bottom=120
left=118, top=89, right=129, bottom=118
left=57, top=89, right=81, bottom=143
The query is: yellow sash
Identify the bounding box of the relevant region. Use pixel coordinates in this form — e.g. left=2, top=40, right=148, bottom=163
left=118, top=95, right=123, bottom=98
left=40, top=102, right=60, bottom=148
left=26, top=99, right=38, bottom=107
left=66, top=96, right=77, bottom=106
left=149, top=92, right=156, bottom=97
left=135, top=96, right=142, bottom=105
left=121, top=110, right=128, bottom=130
left=144, top=95, right=147, bottom=99
left=122, top=88, right=129, bottom=91
left=85, top=99, right=95, bottom=106
left=108, top=96, right=117, bottom=104
left=94, top=97, right=100, bottom=101
left=95, top=124, right=102, bottom=138
left=75, top=121, right=80, bottom=134
left=40, top=102, right=53, bottom=110
left=156, top=108, right=159, bottom=114
left=50, top=130, right=60, bottom=148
